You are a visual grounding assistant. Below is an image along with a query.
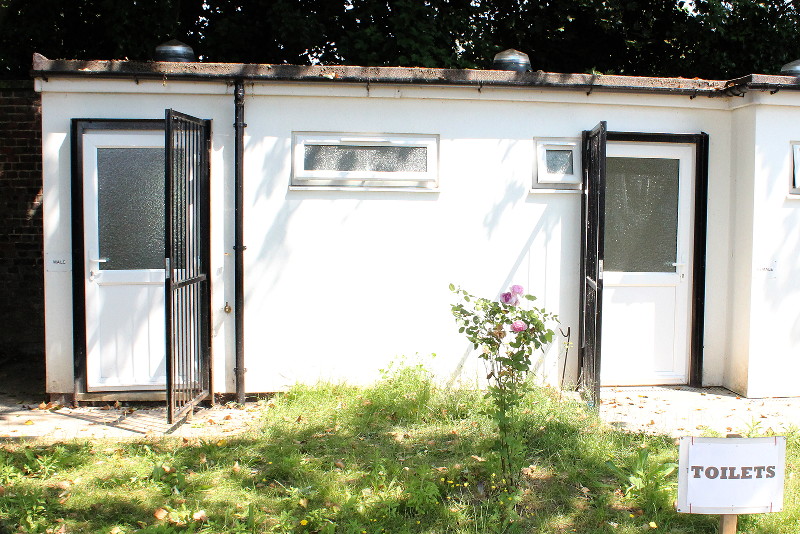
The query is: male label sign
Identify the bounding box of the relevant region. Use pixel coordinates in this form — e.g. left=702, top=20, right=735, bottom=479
left=677, top=436, right=786, bottom=515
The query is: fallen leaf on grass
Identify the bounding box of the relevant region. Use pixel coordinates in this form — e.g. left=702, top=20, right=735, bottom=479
left=299, top=498, right=308, bottom=508
left=223, top=414, right=233, bottom=420
left=192, top=510, right=208, bottom=522
left=23, top=420, right=34, bottom=425
left=110, top=526, right=123, bottom=533
left=232, top=461, right=241, bottom=473
left=334, top=460, right=345, bottom=469
left=470, top=455, right=486, bottom=462
left=154, top=508, right=168, bottom=520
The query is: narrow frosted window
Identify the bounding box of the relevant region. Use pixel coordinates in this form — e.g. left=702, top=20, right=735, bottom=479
left=604, top=157, right=679, bottom=273
left=304, top=145, right=428, bottom=173
left=97, top=147, right=165, bottom=270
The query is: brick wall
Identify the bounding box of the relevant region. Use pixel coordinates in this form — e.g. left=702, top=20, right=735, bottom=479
left=0, top=80, right=44, bottom=359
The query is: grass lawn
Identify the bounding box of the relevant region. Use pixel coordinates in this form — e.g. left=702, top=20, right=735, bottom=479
left=1, top=364, right=798, bottom=533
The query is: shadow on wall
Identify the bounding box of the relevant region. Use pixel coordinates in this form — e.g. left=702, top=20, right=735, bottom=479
left=241, top=130, right=575, bottom=388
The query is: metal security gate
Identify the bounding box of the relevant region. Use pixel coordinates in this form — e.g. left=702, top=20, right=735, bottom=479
left=578, top=121, right=607, bottom=407
left=165, top=110, right=211, bottom=424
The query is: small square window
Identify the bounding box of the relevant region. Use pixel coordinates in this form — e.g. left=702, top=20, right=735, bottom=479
left=292, top=132, right=438, bottom=190
left=535, top=138, right=581, bottom=187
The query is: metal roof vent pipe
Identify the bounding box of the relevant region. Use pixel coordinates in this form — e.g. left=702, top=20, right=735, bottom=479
left=780, top=59, right=800, bottom=76
left=492, top=49, right=532, bottom=72
left=154, top=39, right=195, bottom=62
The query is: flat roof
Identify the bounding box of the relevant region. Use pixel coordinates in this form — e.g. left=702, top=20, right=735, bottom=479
left=31, top=53, right=800, bottom=97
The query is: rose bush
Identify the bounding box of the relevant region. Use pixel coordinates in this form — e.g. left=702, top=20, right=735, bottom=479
left=450, top=284, right=556, bottom=485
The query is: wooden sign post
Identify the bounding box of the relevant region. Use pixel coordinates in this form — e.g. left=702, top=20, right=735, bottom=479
left=676, top=436, right=786, bottom=533
left=719, top=514, right=737, bottom=534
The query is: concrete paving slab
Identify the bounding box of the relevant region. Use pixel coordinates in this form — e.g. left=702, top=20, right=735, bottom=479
left=0, top=393, right=261, bottom=440
left=600, top=386, right=800, bottom=437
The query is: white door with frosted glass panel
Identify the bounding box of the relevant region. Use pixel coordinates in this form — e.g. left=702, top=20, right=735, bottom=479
left=600, top=143, right=694, bottom=385
left=82, top=132, right=167, bottom=390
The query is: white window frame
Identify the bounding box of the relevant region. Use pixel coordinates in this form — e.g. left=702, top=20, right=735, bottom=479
left=534, top=138, right=582, bottom=189
left=791, top=143, right=800, bottom=196
left=292, top=132, right=439, bottom=190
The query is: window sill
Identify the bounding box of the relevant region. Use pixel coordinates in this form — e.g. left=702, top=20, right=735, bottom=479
left=289, top=185, right=440, bottom=193
left=529, top=188, right=582, bottom=195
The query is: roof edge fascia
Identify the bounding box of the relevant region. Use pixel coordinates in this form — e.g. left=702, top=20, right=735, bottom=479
left=32, top=54, right=800, bottom=98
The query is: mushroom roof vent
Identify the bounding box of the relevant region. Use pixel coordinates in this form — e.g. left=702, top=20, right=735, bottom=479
left=781, top=59, right=800, bottom=76
left=155, top=39, right=195, bottom=62
left=492, top=49, right=532, bottom=72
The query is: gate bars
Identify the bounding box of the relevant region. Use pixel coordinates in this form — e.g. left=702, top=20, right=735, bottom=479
left=165, top=110, right=211, bottom=424
left=578, top=121, right=607, bottom=408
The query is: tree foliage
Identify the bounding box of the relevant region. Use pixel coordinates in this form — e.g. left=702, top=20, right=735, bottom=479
left=2, top=0, right=800, bottom=79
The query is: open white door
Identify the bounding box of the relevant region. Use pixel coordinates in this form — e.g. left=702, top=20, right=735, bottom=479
left=599, top=142, right=695, bottom=385
left=82, top=131, right=167, bottom=391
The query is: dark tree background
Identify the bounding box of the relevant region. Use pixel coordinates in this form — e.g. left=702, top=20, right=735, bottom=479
left=2, top=0, right=800, bottom=80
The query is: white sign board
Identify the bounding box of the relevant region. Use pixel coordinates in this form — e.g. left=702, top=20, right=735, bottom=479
left=677, top=436, right=786, bottom=514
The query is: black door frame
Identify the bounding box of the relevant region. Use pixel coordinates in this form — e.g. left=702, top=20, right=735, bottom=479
left=69, top=118, right=212, bottom=407
left=578, top=128, right=709, bottom=405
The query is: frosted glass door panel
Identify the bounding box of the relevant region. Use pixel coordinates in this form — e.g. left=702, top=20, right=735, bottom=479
left=604, top=157, right=679, bottom=273
left=97, top=147, right=165, bottom=270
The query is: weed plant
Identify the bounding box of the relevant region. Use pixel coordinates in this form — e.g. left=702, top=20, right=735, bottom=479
left=0, top=365, right=797, bottom=533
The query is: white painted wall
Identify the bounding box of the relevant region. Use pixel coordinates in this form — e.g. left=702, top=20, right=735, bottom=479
left=726, top=105, right=756, bottom=396
left=240, top=85, right=733, bottom=392
left=38, top=79, right=235, bottom=394
left=736, top=95, right=800, bottom=397
left=38, top=77, right=743, bottom=395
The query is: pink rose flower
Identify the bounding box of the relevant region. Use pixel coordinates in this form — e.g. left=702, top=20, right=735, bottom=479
left=510, top=284, right=524, bottom=295
left=500, top=292, right=519, bottom=306
left=511, top=320, right=527, bottom=332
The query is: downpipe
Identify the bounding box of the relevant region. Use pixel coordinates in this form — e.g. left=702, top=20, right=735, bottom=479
left=233, top=81, right=246, bottom=404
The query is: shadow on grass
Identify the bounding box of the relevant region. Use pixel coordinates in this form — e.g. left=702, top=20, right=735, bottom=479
left=0, top=380, right=727, bottom=533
